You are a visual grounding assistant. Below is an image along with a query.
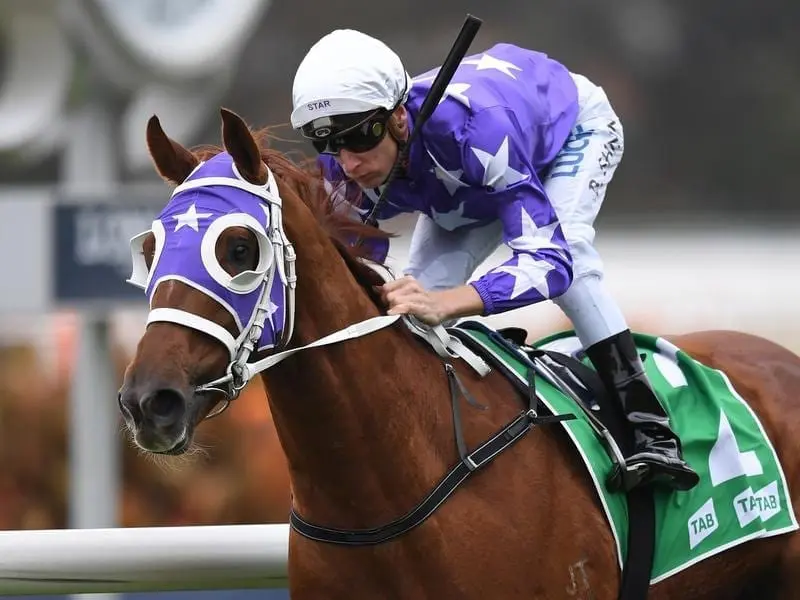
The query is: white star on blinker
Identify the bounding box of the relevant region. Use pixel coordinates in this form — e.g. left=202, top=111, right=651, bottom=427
left=470, top=136, right=528, bottom=191
left=264, top=299, right=282, bottom=342
left=173, top=203, right=212, bottom=232
left=462, top=54, right=523, bottom=79
left=266, top=299, right=280, bottom=321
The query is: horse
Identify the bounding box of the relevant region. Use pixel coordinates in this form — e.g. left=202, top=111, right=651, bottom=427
left=118, top=107, right=800, bottom=599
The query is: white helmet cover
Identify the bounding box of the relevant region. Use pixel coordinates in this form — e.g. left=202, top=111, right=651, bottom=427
left=290, top=29, right=412, bottom=129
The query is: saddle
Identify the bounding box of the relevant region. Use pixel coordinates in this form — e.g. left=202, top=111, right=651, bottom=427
left=450, top=322, right=632, bottom=458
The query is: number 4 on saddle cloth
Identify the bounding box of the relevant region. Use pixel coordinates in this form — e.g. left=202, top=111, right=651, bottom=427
left=447, top=320, right=799, bottom=585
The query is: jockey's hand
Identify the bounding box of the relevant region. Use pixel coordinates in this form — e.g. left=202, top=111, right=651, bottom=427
left=377, top=276, right=485, bottom=326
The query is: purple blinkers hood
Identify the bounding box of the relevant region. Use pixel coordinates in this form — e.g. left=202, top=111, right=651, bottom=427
left=128, top=153, right=289, bottom=355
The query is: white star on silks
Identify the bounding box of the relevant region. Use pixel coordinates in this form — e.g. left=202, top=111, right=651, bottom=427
left=173, top=203, right=212, bottom=232
left=462, top=54, right=523, bottom=79
left=431, top=164, right=468, bottom=196
left=470, top=136, right=528, bottom=191
left=431, top=203, right=480, bottom=231
left=506, top=210, right=564, bottom=254
left=439, top=83, right=471, bottom=108
left=495, top=254, right=557, bottom=300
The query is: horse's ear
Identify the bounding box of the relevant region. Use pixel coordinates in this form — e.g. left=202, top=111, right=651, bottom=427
left=220, top=107, right=268, bottom=185
left=146, top=115, right=200, bottom=185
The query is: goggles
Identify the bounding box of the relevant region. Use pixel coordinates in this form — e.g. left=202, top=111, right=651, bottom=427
left=301, top=109, right=391, bottom=155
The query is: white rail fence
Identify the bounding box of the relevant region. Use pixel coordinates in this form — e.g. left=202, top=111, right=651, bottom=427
left=0, top=524, right=289, bottom=595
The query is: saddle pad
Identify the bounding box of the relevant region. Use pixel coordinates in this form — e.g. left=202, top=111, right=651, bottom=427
left=454, top=325, right=799, bottom=583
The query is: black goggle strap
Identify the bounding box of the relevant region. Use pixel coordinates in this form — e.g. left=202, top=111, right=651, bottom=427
left=302, top=77, right=408, bottom=144
left=302, top=109, right=383, bottom=141
left=313, top=116, right=392, bottom=155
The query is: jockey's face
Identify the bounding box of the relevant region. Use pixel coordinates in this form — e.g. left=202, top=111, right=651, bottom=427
left=336, top=106, right=408, bottom=189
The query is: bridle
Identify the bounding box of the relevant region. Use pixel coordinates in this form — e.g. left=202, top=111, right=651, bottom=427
left=129, top=163, right=297, bottom=417
left=185, top=166, right=298, bottom=413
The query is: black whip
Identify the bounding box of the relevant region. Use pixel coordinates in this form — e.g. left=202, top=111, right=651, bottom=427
left=361, top=14, right=483, bottom=230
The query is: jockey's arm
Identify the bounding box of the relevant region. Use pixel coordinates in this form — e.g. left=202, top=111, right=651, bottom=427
left=381, top=108, right=575, bottom=326
left=467, top=185, right=574, bottom=316
left=458, top=107, right=575, bottom=315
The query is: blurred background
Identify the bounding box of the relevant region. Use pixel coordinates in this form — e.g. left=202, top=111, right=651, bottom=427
left=0, top=1, right=797, bottom=598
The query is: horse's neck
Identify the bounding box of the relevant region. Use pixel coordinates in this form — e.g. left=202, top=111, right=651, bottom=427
left=262, top=214, right=449, bottom=528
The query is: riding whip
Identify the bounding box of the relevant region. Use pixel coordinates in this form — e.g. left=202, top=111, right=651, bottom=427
left=361, top=13, right=483, bottom=230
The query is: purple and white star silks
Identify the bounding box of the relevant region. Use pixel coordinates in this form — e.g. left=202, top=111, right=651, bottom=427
left=318, top=42, right=579, bottom=314
left=129, top=153, right=285, bottom=351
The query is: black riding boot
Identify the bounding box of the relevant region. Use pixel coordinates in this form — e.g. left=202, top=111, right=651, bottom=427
left=585, top=330, right=700, bottom=492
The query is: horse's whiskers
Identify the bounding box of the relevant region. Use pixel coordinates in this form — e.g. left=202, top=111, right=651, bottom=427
left=143, top=442, right=209, bottom=472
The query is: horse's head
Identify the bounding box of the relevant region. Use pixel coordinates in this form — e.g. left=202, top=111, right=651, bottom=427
left=119, top=108, right=297, bottom=454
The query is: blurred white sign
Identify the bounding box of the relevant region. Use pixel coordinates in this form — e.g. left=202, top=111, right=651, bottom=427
left=0, top=0, right=271, bottom=167
left=86, top=0, right=271, bottom=82
left=0, top=6, right=72, bottom=154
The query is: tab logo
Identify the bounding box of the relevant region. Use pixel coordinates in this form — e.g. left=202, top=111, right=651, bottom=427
left=688, top=498, right=718, bottom=550
left=734, top=480, right=781, bottom=527
left=756, top=481, right=782, bottom=522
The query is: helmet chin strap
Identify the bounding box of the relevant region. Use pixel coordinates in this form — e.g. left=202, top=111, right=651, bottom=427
left=375, top=114, right=409, bottom=188
left=387, top=113, right=408, bottom=146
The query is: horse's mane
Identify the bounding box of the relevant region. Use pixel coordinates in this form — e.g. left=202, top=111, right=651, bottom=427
left=191, top=126, right=392, bottom=295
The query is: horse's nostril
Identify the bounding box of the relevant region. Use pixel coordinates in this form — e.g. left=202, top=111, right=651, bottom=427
left=140, top=388, right=186, bottom=427
left=119, top=388, right=142, bottom=423
left=118, top=390, right=132, bottom=419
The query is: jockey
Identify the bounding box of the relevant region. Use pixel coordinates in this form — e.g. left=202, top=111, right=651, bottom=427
left=290, top=29, right=699, bottom=493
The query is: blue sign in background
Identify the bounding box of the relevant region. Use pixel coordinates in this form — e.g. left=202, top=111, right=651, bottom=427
left=52, top=202, right=157, bottom=304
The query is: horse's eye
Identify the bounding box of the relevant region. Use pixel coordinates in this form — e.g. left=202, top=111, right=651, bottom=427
left=230, top=243, right=250, bottom=265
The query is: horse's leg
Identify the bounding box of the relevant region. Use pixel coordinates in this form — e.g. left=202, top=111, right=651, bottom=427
left=775, top=532, right=800, bottom=599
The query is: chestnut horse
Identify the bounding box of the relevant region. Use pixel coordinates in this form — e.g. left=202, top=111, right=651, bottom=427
left=119, top=108, right=800, bottom=599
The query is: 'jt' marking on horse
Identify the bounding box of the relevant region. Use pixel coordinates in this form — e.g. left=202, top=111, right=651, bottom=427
left=566, top=558, right=593, bottom=598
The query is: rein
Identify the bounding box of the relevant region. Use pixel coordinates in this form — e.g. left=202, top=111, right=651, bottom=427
left=196, top=258, right=492, bottom=403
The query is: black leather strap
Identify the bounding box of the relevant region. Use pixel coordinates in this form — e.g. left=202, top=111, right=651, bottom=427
left=290, top=362, right=573, bottom=546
